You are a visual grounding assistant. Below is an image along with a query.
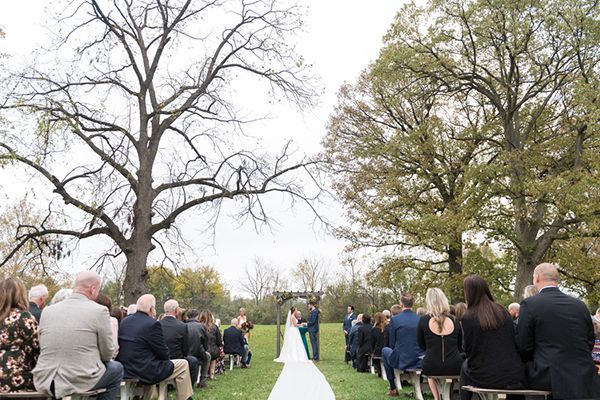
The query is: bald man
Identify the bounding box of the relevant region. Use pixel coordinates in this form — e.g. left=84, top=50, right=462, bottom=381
left=517, top=263, right=600, bottom=399
left=33, top=271, right=123, bottom=400
left=117, top=294, right=193, bottom=400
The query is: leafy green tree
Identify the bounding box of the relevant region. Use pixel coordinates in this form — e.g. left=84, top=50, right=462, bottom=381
left=384, top=0, right=600, bottom=298
left=145, top=265, right=177, bottom=308
left=550, top=238, right=600, bottom=311
left=324, top=35, right=489, bottom=300
left=173, top=266, right=230, bottom=314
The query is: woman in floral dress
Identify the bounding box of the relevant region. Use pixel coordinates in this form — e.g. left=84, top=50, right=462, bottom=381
left=0, top=277, right=40, bottom=392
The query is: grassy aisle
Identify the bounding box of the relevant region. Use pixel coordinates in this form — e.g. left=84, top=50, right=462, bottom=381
left=190, top=323, right=426, bottom=399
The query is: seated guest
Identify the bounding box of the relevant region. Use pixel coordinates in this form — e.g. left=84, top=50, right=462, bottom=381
left=33, top=272, right=123, bottom=400
left=126, top=304, right=137, bottom=315
left=370, top=312, right=388, bottom=376
left=416, top=307, right=427, bottom=316
left=348, top=313, right=363, bottom=368
left=371, top=312, right=388, bottom=357
left=0, top=277, right=39, bottom=392
left=186, top=309, right=211, bottom=388
left=417, top=288, right=463, bottom=400
left=382, top=309, right=391, bottom=321
left=382, top=294, right=424, bottom=397
left=224, top=318, right=252, bottom=368
left=522, top=284, right=538, bottom=299
left=593, top=319, right=600, bottom=367
left=117, top=294, right=193, bottom=400
left=95, top=293, right=119, bottom=359
left=49, top=288, right=72, bottom=305
left=594, top=308, right=600, bottom=323
left=517, top=263, right=600, bottom=399
left=160, top=300, right=199, bottom=386
left=460, top=275, right=525, bottom=400
left=454, top=302, right=467, bottom=322
left=111, top=306, right=124, bottom=323
left=356, top=313, right=373, bottom=372
left=508, top=303, right=519, bottom=328
left=28, top=284, right=48, bottom=321
left=160, top=299, right=198, bottom=384
left=200, top=311, right=223, bottom=381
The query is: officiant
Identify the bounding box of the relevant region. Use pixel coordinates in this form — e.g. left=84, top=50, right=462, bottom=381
left=297, top=310, right=310, bottom=359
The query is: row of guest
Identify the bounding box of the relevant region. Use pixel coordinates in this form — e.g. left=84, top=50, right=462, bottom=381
left=0, top=272, right=252, bottom=399
left=376, top=263, right=600, bottom=400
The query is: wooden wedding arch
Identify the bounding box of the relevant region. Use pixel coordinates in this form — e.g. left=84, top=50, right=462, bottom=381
left=273, top=291, right=323, bottom=357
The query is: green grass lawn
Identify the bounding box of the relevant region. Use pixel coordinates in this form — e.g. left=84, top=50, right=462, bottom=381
left=190, top=323, right=431, bottom=399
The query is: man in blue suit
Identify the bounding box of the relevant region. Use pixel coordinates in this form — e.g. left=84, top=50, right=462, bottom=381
left=381, top=294, right=424, bottom=397
left=343, top=305, right=356, bottom=362
left=306, top=302, right=320, bottom=361
left=117, top=294, right=194, bottom=400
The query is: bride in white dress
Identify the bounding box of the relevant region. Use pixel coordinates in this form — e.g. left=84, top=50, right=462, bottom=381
left=268, top=306, right=335, bottom=399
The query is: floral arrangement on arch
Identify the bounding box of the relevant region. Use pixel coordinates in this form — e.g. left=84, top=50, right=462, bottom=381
left=275, top=291, right=294, bottom=305
left=307, top=293, right=322, bottom=305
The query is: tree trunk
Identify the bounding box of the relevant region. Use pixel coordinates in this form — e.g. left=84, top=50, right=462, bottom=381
left=123, top=246, right=152, bottom=305
left=122, top=158, right=155, bottom=305
left=447, top=233, right=464, bottom=303
left=514, top=252, right=536, bottom=302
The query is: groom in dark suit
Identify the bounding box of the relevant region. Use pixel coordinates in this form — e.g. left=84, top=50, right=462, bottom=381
left=307, top=302, right=320, bottom=361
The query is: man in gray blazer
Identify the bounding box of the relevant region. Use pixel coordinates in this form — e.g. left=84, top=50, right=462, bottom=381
left=33, top=271, right=123, bottom=400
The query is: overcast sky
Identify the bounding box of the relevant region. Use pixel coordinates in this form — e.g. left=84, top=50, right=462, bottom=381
left=0, top=0, right=407, bottom=293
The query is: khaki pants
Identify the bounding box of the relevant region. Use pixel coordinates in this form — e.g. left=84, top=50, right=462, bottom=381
left=143, top=359, right=193, bottom=400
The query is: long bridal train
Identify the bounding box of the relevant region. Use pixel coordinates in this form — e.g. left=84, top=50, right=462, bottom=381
left=268, top=310, right=335, bottom=400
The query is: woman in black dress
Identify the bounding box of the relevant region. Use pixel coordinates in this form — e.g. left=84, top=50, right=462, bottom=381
left=417, top=288, right=463, bottom=400
left=460, top=275, right=526, bottom=400
left=370, top=312, right=388, bottom=376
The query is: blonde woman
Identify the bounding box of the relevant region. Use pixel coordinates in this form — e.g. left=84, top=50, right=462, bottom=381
left=417, top=288, right=464, bottom=400
left=523, top=284, right=539, bottom=299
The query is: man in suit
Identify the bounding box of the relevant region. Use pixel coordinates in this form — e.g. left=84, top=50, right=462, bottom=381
left=223, top=318, right=252, bottom=367
left=117, top=294, right=193, bottom=400
left=517, top=263, right=600, bottom=399
left=33, top=271, right=123, bottom=400
left=185, top=309, right=211, bottom=388
left=348, top=314, right=363, bottom=368
left=28, top=284, right=48, bottom=322
left=343, top=305, right=356, bottom=362
left=307, top=302, right=320, bottom=361
left=381, top=294, right=424, bottom=397
left=159, top=299, right=199, bottom=387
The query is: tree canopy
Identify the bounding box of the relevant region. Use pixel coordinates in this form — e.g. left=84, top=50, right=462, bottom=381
left=0, top=0, right=320, bottom=303
left=325, top=0, right=600, bottom=301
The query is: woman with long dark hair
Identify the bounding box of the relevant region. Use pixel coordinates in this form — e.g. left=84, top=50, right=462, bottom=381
left=460, top=275, right=526, bottom=400
left=0, top=277, right=40, bottom=392
left=200, top=310, right=223, bottom=380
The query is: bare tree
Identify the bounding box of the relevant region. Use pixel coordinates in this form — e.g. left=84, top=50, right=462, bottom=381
left=292, top=256, right=329, bottom=293
left=239, top=257, right=284, bottom=305
left=0, top=0, right=319, bottom=303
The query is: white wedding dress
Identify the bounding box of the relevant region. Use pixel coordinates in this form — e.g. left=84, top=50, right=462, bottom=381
left=268, top=311, right=335, bottom=399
